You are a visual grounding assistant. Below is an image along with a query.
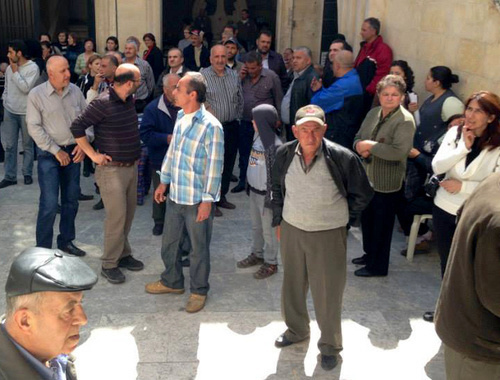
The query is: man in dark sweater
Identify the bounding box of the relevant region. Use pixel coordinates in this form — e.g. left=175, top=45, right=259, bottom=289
left=70, top=64, right=143, bottom=284
left=435, top=172, right=500, bottom=379
left=140, top=73, right=180, bottom=235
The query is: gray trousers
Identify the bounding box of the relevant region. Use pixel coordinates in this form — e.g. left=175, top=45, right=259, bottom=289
left=95, top=164, right=138, bottom=269
left=280, top=220, right=346, bottom=356
left=249, top=191, right=278, bottom=265
left=445, top=344, right=500, bottom=380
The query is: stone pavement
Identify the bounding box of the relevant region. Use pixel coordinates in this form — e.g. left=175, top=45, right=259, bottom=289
left=0, top=159, right=446, bottom=380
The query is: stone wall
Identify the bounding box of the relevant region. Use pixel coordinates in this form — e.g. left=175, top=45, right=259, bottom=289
left=338, top=0, right=500, bottom=102
left=94, top=0, right=162, bottom=56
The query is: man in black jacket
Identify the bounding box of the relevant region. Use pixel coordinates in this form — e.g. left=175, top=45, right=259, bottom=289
left=281, top=46, right=319, bottom=141
left=271, top=105, right=373, bottom=371
left=253, top=30, right=289, bottom=92
left=183, top=30, right=210, bottom=72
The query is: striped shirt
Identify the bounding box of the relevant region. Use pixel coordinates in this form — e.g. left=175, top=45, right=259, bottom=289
left=160, top=104, right=224, bottom=205
left=131, top=56, right=155, bottom=101
left=70, top=87, right=141, bottom=162
left=201, top=66, right=243, bottom=123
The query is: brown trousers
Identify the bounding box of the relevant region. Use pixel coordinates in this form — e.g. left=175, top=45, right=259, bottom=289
left=95, top=164, right=138, bottom=269
left=444, top=344, right=500, bottom=380
left=280, top=220, right=347, bottom=356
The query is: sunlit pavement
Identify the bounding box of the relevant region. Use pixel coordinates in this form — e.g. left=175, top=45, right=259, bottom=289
left=0, top=158, right=446, bottom=379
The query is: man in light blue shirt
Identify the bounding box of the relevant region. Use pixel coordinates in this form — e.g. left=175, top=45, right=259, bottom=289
left=145, top=72, right=224, bottom=314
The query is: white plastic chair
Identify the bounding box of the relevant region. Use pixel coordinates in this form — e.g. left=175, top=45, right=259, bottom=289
left=406, top=214, right=432, bottom=262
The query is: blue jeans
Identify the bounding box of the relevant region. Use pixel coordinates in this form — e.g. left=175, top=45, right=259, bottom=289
left=160, top=198, right=213, bottom=295
left=36, top=146, right=81, bottom=248
left=1, top=109, right=34, bottom=181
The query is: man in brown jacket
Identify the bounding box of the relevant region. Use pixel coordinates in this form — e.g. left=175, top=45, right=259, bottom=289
left=435, top=172, right=500, bottom=379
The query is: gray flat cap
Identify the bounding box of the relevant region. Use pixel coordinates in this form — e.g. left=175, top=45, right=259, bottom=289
left=5, top=247, right=98, bottom=297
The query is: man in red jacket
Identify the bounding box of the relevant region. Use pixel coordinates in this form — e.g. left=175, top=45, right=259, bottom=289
left=354, top=17, right=393, bottom=99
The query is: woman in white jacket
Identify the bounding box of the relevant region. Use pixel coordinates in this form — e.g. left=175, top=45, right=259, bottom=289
left=432, top=91, right=500, bottom=278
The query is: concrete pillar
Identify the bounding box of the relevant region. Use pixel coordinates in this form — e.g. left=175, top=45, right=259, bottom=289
left=275, top=0, right=324, bottom=63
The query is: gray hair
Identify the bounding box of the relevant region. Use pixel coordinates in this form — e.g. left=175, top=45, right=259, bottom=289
left=293, top=46, right=312, bottom=59
left=162, top=73, right=180, bottom=87
left=125, top=39, right=139, bottom=51
left=210, top=44, right=227, bottom=57
left=364, top=17, right=381, bottom=35
left=376, top=74, right=406, bottom=95
left=334, top=50, right=354, bottom=69
left=6, top=292, right=45, bottom=319
left=184, top=72, right=207, bottom=103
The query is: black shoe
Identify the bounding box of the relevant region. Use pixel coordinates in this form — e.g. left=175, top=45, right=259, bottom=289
left=351, top=255, right=367, bottom=265
left=58, top=242, right=86, bottom=257
left=423, top=311, right=434, bottom=322
left=214, top=207, right=223, bottom=217
left=94, top=183, right=100, bottom=194
left=274, top=333, right=307, bottom=348
left=354, top=267, right=386, bottom=277
left=181, top=258, right=190, bottom=267
left=57, top=204, right=61, bottom=214
left=101, top=267, right=126, bottom=284
left=231, top=184, right=245, bottom=193
left=24, top=175, right=33, bottom=185
left=217, top=196, right=236, bottom=210
left=230, top=174, right=238, bottom=182
left=152, top=224, right=164, bottom=236
left=320, top=355, right=338, bottom=371
left=83, top=168, right=90, bottom=177
left=0, top=179, right=17, bottom=189
left=93, top=199, right=104, bottom=210
left=118, top=255, right=144, bottom=271
left=79, top=193, right=94, bottom=201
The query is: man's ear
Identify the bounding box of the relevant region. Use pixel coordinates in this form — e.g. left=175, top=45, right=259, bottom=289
left=13, top=308, right=34, bottom=332
left=292, top=125, right=298, bottom=139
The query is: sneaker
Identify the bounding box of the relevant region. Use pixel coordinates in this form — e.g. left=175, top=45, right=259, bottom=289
left=152, top=223, right=164, bottom=236
left=237, top=253, right=264, bottom=268
left=145, top=281, right=185, bottom=294
left=254, top=263, right=278, bottom=279
left=185, top=293, right=207, bottom=313
left=118, top=255, right=144, bottom=271
left=101, top=267, right=126, bottom=284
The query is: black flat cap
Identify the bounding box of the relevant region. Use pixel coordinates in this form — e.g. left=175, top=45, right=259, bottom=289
left=5, top=247, right=98, bottom=297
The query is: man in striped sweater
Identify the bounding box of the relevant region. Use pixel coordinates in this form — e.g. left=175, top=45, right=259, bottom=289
left=70, top=64, right=143, bottom=284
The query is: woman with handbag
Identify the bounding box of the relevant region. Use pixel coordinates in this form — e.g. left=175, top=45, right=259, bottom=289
left=352, top=75, right=416, bottom=277
left=397, top=66, right=464, bottom=254
left=424, top=91, right=500, bottom=321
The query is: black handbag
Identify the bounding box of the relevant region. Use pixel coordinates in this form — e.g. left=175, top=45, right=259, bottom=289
left=424, top=174, right=445, bottom=198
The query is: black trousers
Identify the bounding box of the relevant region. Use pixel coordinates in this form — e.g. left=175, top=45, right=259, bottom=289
left=361, top=189, right=401, bottom=275
left=432, top=205, right=456, bottom=277
left=237, top=120, right=254, bottom=186
left=396, top=195, right=433, bottom=236
left=221, top=120, right=239, bottom=196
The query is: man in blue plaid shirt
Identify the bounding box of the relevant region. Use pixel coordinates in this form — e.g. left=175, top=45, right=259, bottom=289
left=145, top=72, right=224, bottom=313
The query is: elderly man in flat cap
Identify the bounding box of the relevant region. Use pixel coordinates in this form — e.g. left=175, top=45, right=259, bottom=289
left=0, top=247, right=98, bottom=379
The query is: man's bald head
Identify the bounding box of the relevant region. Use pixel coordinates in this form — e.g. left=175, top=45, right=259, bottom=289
left=46, top=55, right=68, bottom=73
left=114, top=63, right=140, bottom=85
left=334, top=50, right=354, bottom=69
left=46, top=55, right=71, bottom=90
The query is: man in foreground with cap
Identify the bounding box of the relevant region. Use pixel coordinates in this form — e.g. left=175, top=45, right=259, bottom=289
left=0, top=247, right=98, bottom=379
left=271, top=105, right=372, bottom=370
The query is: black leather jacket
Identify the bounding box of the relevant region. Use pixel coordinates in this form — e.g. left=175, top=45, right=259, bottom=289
left=271, top=138, right=374, bottom=227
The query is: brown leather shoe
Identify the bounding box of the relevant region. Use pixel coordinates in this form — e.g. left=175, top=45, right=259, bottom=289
left=253, top=263, right=278, bottom=279
left=237, top=253, right=264, bottom=268
left=145, top=281, right=185, bottom=294
left=185, top=293, right=207, bottom=313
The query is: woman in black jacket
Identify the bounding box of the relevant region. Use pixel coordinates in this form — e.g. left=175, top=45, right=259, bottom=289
left=143, top=33, right=164, bottom=82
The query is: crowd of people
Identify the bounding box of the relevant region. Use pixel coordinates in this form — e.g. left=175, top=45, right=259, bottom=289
left=1, top=10, right=500, bottom=378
